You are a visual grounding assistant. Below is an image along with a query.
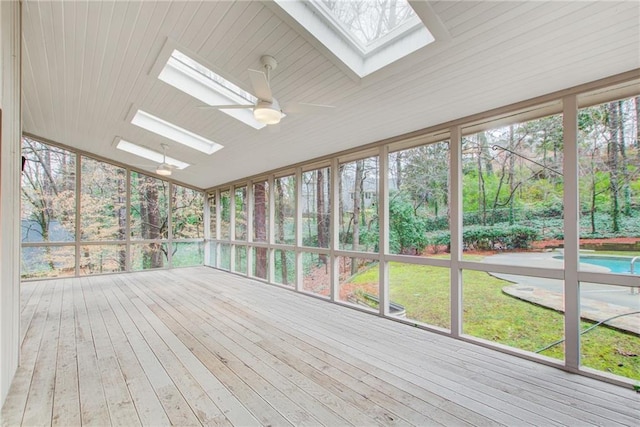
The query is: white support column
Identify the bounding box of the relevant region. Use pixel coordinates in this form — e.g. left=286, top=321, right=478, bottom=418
left=246, top=181, right=254, bottom=277
left=203, top=190, right=211, bottom=266
left=378, top=146, right=390, bottom=316
left=450, top=126, right=463, bottom=337
left=0, top=0, right=22, bottom=405
left=330, top=158, right=339, bottom=301
left=215, top=189, right=221, bottom=268
left=563, top=94, right=580, bottom=372
left=75, top=154, right=82, bottom=276
left=295, top=167, right=303, bottom=291
left=229, top=186, right=236, bottom=272
left=268, top=175, right=275, bottom=283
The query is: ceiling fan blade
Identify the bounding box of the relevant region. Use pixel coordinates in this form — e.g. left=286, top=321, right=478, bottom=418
left=198, top=104, right=254, bottom=109
left=286, top=102, right=336, bottom=115
left=248, top=68, right=272, bottom=102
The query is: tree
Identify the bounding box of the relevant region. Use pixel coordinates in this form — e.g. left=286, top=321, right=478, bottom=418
left=21, top=138, right=76, bottom=273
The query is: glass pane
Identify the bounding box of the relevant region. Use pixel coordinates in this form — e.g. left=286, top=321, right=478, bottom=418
left=390, top=263, right=450, bottom=330
left=389, top=141, right=450, bottom=257
left=274, top=249, right=295, bottom=287
left=310, top=0, right=418, bottom=49
left=579, top=281, right=639, bottom=381
left=131, top=242, right=168, bottom=270
left=253, top=181, right=269, bottom=242
left=234, top=245, right=247, bottom=274
left=337, top=256, right=378, bottom=313
left=21, top=137, right=76, bottom=243
left=462, top=115, right=564, bottom=264
left=79, top=245, right=126, bottom=275
left=462, top=270, right=564, bottom=361
left=80, top=157, right=126, bottom=241
left=209, top=193, right=217, bottom=239
left=339, top=157, right=379, bottom=253
left=172, top=184, right=204, bottom=239
left=235, top=186, right=247, bottom=240
left=220, top=243, right=231, bottom=270
left=274, top=175, right=296, bottom=244
left=252, top=247, right=269, bottom=280
left=21, top=245, right=75, bottom=279
left=172, top=242, right=204, bottom=267
left=207, top=241, right=217, bottom=267
left=130, top=172, right=169, bottom=240
left=578, top=96, right=640, bottom=274
left=220, top=190, right=231, bottom=239
left=302, top=167, right=331, bottom=248
left=302, top=252, right=330, bottom=297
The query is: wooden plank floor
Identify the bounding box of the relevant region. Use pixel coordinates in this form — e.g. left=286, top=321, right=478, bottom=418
left=2, top=267, right=639, bottom=426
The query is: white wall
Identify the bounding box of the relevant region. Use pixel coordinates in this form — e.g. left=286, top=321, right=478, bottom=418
left=0, top=0, right=22, bottom=406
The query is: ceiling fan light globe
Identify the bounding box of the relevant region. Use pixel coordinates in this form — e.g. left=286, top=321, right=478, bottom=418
left=254, top=100, right=282, bottom=125
left=156, top=163, right=172, bottom=176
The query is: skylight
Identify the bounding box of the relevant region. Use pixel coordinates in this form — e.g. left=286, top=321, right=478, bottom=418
left=116, top=139, right=190, bottom=170
left=309, top=0, right=421, bottom=54
left=274, top=0, right=435, bottom=77
left=158, top=50, right=265, bottom=130
left=131, top=110, right=223, bottom=155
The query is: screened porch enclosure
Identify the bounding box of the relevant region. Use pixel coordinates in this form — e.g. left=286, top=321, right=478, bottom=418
left=20, top=76, right=640, bottom=388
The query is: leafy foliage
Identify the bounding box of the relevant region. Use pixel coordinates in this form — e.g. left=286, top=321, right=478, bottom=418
left=388, top=195, right=429, bottom=254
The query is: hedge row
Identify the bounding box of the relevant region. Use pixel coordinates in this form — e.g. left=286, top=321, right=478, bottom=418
left=426, top=225, right=539, bottom=251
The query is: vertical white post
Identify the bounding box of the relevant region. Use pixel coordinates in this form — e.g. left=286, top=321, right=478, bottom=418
left=268, top=175, right=275, bottom=283
left=563, top=94, right=580, bottom=372
left=0, top=0, right=22, bottom=405
left=295, top=167, right=303, bottom=291
left=75, top=155, right=82, bottom=276
left=330, top=158, right=339, bottom=301
left=203, top=190, right=211, bottom=266
left=246, top=181, right=254, bottom=277
left=229, top=186, right=236, bottom=272
left=450, top=126, right=463, bottom=337
left=167, top=182, right=173, bottom=268
left=215, top=190, right=221, bottom=268
left=379, top=146, right=390, bottom=316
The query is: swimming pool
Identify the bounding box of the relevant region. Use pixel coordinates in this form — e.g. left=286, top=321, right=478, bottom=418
left=554, top=254, right=640, bottom=275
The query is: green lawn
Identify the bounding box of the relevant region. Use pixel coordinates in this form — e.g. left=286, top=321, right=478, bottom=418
left=350, top=261, right=639, bottom=381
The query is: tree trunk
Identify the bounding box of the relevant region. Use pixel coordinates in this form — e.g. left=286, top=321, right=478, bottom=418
left=508, top=125, right=516, bottom=225
left=275, top=179, right=288, bottom=284
left=395, top=151, right=402, bottom=189
left=477, top=133, right=487, bottom=226
left=317, top=169, right=328, bottom=263
left=616, top=100, right=631, bottom=216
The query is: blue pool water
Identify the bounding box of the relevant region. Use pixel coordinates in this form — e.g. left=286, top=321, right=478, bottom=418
left=554, top=255, right=639, bottom=275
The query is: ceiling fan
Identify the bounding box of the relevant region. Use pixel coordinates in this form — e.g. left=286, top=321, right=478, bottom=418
left=155, top=143, right=174, bottom=176
left=202, top=55, right=335, bottom=125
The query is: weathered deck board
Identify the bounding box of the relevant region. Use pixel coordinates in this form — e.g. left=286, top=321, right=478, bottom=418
left=2, top=267, right=639, bottom=427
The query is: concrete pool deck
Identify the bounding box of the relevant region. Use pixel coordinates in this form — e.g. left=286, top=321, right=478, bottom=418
left=481, top=251, right=640, bottom=335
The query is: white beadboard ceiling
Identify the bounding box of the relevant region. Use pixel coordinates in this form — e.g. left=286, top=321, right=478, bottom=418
left=22, top=0, right=640, bottom=189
